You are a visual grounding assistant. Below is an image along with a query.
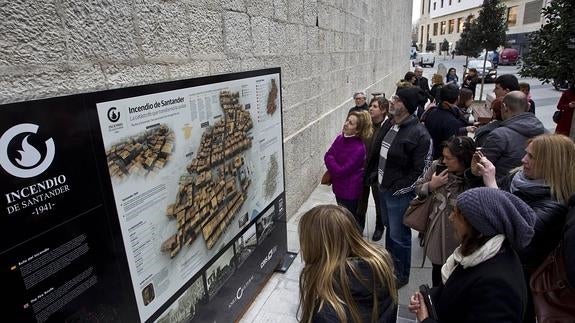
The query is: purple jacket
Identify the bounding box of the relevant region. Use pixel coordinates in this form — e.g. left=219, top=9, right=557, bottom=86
left=324, top=134, right=366, bottom=200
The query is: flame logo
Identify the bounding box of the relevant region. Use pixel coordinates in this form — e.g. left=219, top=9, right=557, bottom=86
left=16, top=135, right=42, bottom=167
left=0, top=123, right=56, bottom=178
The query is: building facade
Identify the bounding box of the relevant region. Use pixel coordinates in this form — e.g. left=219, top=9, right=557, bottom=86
left=417, top=0, right=546, bottom=55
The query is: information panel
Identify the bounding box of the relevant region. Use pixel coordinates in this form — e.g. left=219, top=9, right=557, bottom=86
left=0, top=68, right=287, bottom=322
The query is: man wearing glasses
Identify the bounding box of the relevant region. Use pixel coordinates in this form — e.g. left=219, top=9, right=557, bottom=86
left=377, top=87, right=431, bottom=288
left=349, top=91, right=369, bottom=113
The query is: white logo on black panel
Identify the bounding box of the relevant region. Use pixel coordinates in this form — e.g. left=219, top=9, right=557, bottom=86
left=0, top=124, right=55, bottom=178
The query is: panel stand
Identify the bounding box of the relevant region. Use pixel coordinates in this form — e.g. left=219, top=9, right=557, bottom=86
left=275, top=251, right=298, bottom=273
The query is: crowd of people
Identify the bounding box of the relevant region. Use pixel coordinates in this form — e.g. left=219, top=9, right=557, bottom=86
left=298, top=66, right=575, bottom=322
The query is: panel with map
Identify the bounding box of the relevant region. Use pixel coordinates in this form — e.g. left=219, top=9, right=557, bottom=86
left=95, top=72, right=284, bottom=322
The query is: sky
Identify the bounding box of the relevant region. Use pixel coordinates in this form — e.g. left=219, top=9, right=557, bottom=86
left=412, top=0, right=421, bottom=24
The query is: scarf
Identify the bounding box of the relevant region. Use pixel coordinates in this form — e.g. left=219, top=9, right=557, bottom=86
left=441, top=234, right=505, bottom=284
left=377, top=124, right=399, bottom=185
left=509, top=169, right=548, bottom=195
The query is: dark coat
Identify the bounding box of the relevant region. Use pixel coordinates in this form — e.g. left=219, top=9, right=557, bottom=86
left=312, top=259, right=398, bottom=323
left=415, top=76, right=433, bottom=102
left=379, top=115, right=431, bottom=193
left=563, top=194, right=575, bottom=287
left=422, top=242, right=528, bottom=323
left=349, top=102, right=369, bottom=113
left=422, top=105, right=468, bottom=160
left=461, top=74, right=478, bottom=97
left=555, top=88, right=575, bottom=136
left=482, top=112, right=545, bottom=180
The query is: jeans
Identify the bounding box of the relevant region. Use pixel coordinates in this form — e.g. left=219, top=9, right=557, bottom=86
left=379, top=190, right=414, bottom=284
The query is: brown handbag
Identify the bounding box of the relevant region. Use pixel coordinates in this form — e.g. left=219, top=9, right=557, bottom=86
left=529, top=244, right=575, bottom=323
left=320, top=170, right=331, bottom=185
left=403, top=195, right=433, bottom=233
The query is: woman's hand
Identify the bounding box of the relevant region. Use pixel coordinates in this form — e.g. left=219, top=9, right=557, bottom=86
left=429, top=169, right=448, bottom=192
left=476, top=157, right=497, bottom=188
left=568, top=101, right=575, bottom=109
left=466, top=126, right=477, bottom=133
left=408, top=292, right=429, bottom=322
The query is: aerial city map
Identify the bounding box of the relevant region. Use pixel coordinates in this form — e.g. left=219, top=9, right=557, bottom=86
left=96, top=73, right=283, bottom=322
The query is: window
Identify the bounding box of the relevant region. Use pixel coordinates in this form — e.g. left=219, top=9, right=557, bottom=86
left=440, top=21, right=446, bottom=35
left=449, top=0, right=452, bottom=5
left=448, top=19, right=455, bottom=34
left=428, top=0, right=431, bottom=13
left=457, top=17, right=463, bottom=33
left=433, top=23, right=438, bottom=36
left=507, top=6, right=518, bottom=27
left=441, top=0, right=444, bottom=8
left=524, top=0, right=543, bottom=24
left=422, top=0, right=425, bottom=14
left=433, top=2, right=436, bottom=10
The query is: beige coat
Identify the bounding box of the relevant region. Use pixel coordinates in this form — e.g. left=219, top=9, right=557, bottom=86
left=415, top=161, right=466, bottom=265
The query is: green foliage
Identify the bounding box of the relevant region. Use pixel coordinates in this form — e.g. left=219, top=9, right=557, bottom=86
left=472, top=0, right=508, bottom=51
left=455, top=15, right=482, bottom=57
left=519, top=0, right=575, bottom=83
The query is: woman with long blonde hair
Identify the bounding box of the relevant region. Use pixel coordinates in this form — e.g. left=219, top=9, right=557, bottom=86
left=298, top=205, right=398, bottom=323
left=473, top=134, right=575, bottom=323
left=324, top=111, right=372, bottom=219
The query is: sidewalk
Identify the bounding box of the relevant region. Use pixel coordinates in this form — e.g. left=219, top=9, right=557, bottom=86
left=240, top=184, right=429, bottom=322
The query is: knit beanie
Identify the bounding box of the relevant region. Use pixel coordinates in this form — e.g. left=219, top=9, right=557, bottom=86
left=396, top=87, right=427, bottom=114
left=456, top=187, right=536, bottom=249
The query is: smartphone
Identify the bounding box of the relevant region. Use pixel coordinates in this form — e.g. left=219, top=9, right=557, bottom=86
left=419, top=284, right=439, bottom=320
left=435, top=164, right=448, bottom=175
left=475, top=147, right=485, bottom=158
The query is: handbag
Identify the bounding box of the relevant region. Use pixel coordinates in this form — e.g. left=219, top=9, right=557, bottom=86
left=320, top=170, right=331, bottom=185
left=529, top=244, right=575, bottom=323
left=553, top=110, right=562, bottom=123
left=403, top=195, right=433, bottom=233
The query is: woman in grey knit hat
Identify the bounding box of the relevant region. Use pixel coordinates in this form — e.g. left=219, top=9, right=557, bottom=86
left=409, top=187, right=536, bottom=323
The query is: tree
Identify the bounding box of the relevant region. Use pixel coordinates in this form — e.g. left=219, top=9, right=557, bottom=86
left=456, top=15, right=482, bottom=87
left=471, top=0, right=508, bottom=100
left=519, top=0, right=575, bottom=84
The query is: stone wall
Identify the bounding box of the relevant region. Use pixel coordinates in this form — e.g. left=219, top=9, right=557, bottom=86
left=0, top=0, right=412, bottom=218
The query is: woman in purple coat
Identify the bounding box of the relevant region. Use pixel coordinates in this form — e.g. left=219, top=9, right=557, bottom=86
left=325, top=110, right=373, bottom=222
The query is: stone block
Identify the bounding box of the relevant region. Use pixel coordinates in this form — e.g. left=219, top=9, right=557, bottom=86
left=188, top=9, right=225, bottom=57
left=167, top=61, right=210, bottom=80
left=273, top=0, right=288, bottom=21
left=209, top=58, right=244, bottom=75
left=0, top=64, right=106, bottom=104
left=287, top=0, right=303, bottom=24
left=0, top=1, right=66, bottom=65
left=305, top=26, right=320, bottom=53
left=136, top=0, right=192, bottom=60
left=303, top=0, right=318, bottom=26
left=220, top=0, right=245, bottom=12
left=251, top=16, right=272, bottom=56
left=223, top=12, right=252, bottom=57
left=62, top=0, right=139, bottom=63
left=246, top=0, right=274, bottom=18
left=103, top=63, right=169, bottom=88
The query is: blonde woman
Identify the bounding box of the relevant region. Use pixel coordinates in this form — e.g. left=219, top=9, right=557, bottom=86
left=324, top=111, right=372, bottom=219
left=430, top=73, right=444, bottom=103
left=473, top=134, right=575, bottom=322
left=298, top=205, right=398, bottom=323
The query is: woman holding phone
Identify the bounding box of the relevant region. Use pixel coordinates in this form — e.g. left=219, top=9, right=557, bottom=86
left=408, top=188, right=536, bottom=322
left=414, top=136, right=475, bottom=287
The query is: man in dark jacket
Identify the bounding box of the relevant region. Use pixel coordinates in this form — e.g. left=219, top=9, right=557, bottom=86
left=349, top=91, right=368, bottom=113
left=378, top=87, right=432, bottom=287
left=414, top=66, right=433, bottom=117
left=482, top=91, right=545, bottom=180
left=422, top=84, right=473, bottom=159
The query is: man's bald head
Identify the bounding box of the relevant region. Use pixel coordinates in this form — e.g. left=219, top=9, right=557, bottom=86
left=502, top=91, right=529, bottom=119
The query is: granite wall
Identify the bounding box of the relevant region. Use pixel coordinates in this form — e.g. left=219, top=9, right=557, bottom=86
left=0, top=0, right=412, bottom=218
